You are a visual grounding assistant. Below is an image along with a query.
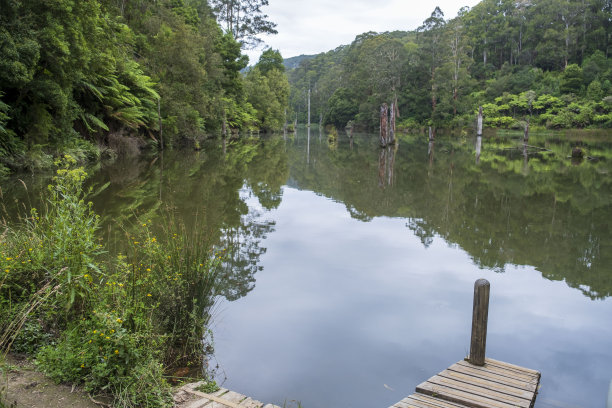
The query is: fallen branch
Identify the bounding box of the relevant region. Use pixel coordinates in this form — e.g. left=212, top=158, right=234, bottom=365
left=88, top=393, right=111, bottom=407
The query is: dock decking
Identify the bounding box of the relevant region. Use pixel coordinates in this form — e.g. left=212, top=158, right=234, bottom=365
left=391, top=357, right=541, bottom=408
left=174, top=382, right=282, bottom=408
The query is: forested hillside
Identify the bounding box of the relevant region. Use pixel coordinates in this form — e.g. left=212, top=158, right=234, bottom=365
left=0, top=0, right=288, bottom=176
left=288, top=0, right=612, bottom=131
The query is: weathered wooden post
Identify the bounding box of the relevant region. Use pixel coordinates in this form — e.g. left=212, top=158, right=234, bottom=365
left=428, top=126, right=433, bottom=141
left=477, top=106, right=483, bottom=136
left=307, top=88, right=311, bottom=128
left=469, top=278, right=490, bottom=366
left=380, top=103, right=388, bottom=147
left=475, top=136, right=482, bottom=164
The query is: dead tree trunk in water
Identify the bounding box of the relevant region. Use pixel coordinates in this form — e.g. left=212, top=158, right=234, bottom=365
left=380, top=103, right=389, bottom=147
left=524, top=118, right=530, bottom=142
left=428, top=126, right=434, bottom=141
left=477, top=106, right=483, bottom=136
left=307, top=88, right=311, bottom=128
left=389, top=102, right=396, bottom=145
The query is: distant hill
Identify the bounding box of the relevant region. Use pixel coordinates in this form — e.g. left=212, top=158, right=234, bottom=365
left=283, top=54, right=316, bottom=70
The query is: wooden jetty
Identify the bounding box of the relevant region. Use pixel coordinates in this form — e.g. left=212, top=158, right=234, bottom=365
left=389, top=279, right=541, bottom=408
left=173, top=381, right=282, bottom=408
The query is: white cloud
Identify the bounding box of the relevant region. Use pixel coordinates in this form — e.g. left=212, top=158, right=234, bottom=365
left=245, top=0, right=481, bottom=64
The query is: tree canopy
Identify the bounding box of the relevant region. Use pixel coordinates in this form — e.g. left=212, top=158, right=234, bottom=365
left=287, top=0, right=612, bottom=131
left=0, top=0, right=288, bottom=176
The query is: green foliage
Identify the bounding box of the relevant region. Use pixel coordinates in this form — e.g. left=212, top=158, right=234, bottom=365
left=287, top=0, right=612, bottom=130
left=560, top=64, right=584, bottom=94
left=0, top=0, right=284, bottom=173
left=245, top=58, right=290, bottom=132
left=1, top=158, right=222, bottom=406
left=325, top=88, right=358, bottom=127
left=257, top=49, right=285, bottom=75
left=210, top=0, right=278, bottom=48
left=0, top=156, right=102, bottom=327
left=196, top=381, right=221, bottom=394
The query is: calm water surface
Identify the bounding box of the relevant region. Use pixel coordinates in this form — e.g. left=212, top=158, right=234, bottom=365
left=3, top=128, right=612, bottom=407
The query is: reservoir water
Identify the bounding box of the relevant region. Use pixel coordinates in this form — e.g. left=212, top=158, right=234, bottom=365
left=3, top=128, right=611, bottom=407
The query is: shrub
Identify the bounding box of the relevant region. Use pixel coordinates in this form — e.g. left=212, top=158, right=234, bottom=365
left=1, top=158, right=222, bottom=407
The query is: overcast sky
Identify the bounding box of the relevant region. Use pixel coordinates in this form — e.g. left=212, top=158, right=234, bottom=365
left=245, top=0, right=481, bottom=64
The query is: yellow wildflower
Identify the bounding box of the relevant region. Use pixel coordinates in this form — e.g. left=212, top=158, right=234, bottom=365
left=114, top=350, right=119, bottom=354
left=116, top=318, right=122, bottom=323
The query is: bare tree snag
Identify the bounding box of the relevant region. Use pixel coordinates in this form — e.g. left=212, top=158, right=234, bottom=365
left=389, top=102, right=396, bottom=145
left=380, top=103, right=389, bottom=147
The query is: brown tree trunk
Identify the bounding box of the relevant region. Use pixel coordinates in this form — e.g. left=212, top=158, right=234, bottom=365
left=380, top=103, right=388, bottom=147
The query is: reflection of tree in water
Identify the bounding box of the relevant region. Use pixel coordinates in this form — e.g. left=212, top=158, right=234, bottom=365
left=406, top=218, right=434, bottom=248
left=286, top=131, right=612, bottom=299
left=216, top=200, right=276, bottom=301
left=378, top=145, right=396, bottom=189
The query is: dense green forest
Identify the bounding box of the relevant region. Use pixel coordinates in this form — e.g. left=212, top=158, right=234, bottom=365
left=0, top=0, right=289, bottom=176
left=288, top=0, right=612, bottom=131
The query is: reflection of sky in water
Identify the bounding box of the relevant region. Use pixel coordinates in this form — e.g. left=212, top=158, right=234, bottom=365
left=213, top=187, right=612, bottom=408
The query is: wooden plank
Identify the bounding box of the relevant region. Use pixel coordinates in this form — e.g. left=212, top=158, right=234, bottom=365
left=186, top=399, right=212, bottom=408
left=207, top=402, right=235, bottom=408
left=456, top=360, right=537, bottom=383
left=237, top=397, right=263, bottom=408
left=212, top=388, right=230, bottom=397
left=416, top=381, right=521, bottom=408
left=407, top=394, right=469, bottom=407
left=485, top=358, right=541, bottom=378
left=392, top=397, right=442, bottom=408
left=393, top=394, right=469, bottom=408
left=424, top=375, right=531, bottom=407
left=438, top=368, right=535, bottom=399
left=447, top=363, right=537, bottom=393
left=221, top=391, right=248, bottom=404
left=184, top=389, right=241, bottom=408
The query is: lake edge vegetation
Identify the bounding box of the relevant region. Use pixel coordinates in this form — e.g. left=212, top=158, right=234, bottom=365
left=0, top=155, right=223, bottom=407
left=288, top=0, right=612, bottom=133
left=0, top=0, right=289, bottom=177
